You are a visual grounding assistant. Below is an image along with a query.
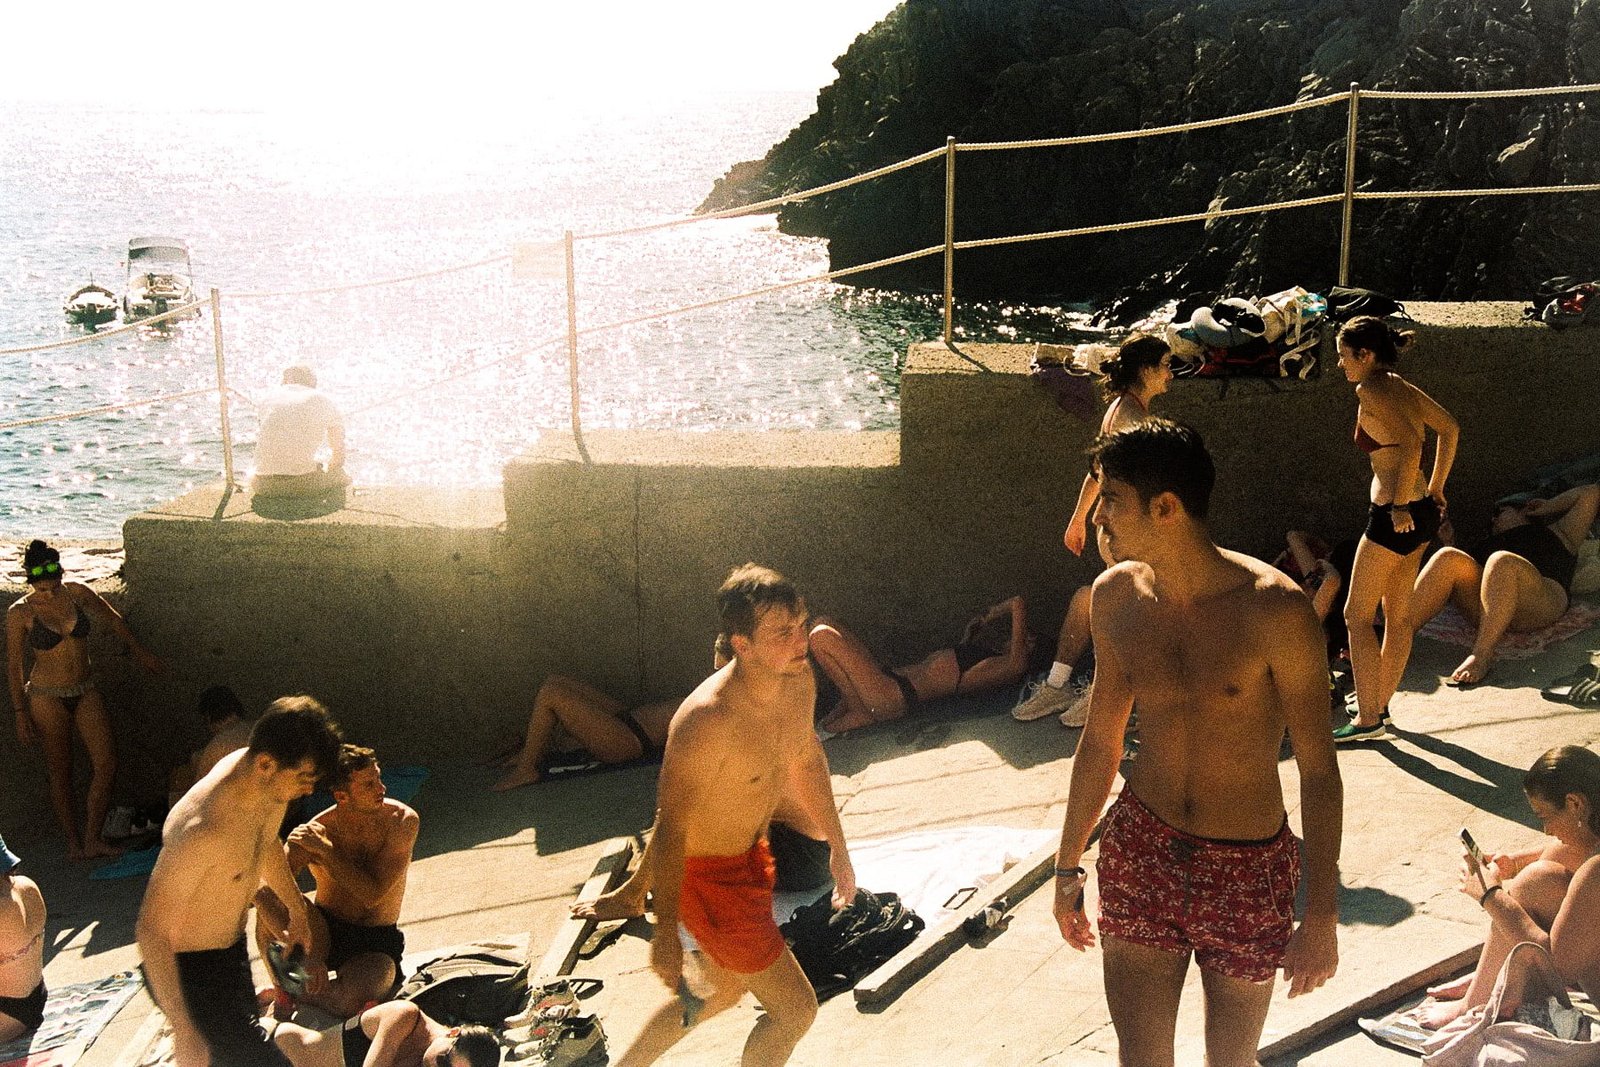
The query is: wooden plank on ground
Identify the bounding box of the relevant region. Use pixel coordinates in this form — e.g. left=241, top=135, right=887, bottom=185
left=1257, top=942, right=1482, bottom=1063
left=533, top=835, right=635, bottom=981
left=110, top=1010, right=168, bottom=1067
left=853, top=839, right=1057, bottom=1007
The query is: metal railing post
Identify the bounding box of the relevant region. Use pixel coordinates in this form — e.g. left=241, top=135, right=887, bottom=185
left=942, top=136, right=957, bottom=344
left=564, top=231, right=589, bottom=462
left=209, top=287, right=236, bottom=489
left=1338, top=83, right=1361, bottom=286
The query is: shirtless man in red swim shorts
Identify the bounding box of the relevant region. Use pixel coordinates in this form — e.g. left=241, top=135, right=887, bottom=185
left=614, top=564, right=854, bottom=1067
left=1053, top=420, right=1343, bottom=1067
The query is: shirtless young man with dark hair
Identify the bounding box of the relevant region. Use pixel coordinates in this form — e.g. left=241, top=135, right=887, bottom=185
left=1053, top=420, right=1343, bottom=1067
left=137, top=696, right=343, bottom=1067
left=256, top=743, right=419, bottom=1018
left=613, top=564, right=854, bottom=1067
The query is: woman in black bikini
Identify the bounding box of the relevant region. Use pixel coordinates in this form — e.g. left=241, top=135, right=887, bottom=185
left=5, top=540, right=163, bottom=859
left=810, top=596, right=1032, bottom=733
left=1410, top=483, right=1599, bottom=686
left=1333, top=318, right=1459, bottom=743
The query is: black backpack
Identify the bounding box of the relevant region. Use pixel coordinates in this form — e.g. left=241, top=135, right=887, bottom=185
left=780, top=889, right=924, bottom=1002
left=395, top=949, right=530, bottom=1027
left=1325, top=286, right=1407, bottom=323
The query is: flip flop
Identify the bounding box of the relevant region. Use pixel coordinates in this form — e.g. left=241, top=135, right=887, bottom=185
left=1542, top=663, right=1600, bottom=705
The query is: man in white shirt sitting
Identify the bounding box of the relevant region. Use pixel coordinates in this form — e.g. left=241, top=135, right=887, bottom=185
left=252, top=366, right=349, bottom=499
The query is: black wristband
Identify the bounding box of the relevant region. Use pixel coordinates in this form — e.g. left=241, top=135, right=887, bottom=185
left=1055, top=866, right=1086, bottom=879
left=1479, top=883, right=1502, bottom=906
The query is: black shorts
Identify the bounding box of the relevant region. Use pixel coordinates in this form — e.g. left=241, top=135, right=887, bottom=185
left=1364, top=497, right=1440, bottom=556
left=317, top=903, right=405, bottom=977
left=0, top=980, right=46, bottom=1033
left=171, top=940, right=290, bottom=1066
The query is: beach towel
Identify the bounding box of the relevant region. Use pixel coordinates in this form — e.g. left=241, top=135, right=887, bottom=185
left=0, top=970, right=143, bottom=1067
left=1417, top=602, right=1600, bottom=660
left=92, top=766, right=432, bottom=882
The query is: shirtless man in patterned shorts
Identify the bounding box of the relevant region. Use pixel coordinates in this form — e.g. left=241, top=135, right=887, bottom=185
left=1052, top=420, right=1343, bottom=1067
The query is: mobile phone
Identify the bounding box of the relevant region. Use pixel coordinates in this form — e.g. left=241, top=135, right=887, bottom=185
left=1460, top=827, right=1490, bottom=894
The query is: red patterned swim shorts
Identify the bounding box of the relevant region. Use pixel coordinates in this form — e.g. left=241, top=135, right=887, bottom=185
left=1096, top=789, right=1301, bottom=983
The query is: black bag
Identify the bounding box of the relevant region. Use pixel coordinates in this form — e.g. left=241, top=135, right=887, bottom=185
left=395, top=949, right=530, bottom=1027
left=780, top=888, right=924, bottom=1002
left=1525, top=276, right=1597, bottom=328
left=1325, top=286, right=1407, bottom=323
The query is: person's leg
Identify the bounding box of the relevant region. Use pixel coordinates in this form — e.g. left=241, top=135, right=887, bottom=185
left=270, top=1019, right=341, bottom=1067
left=738, top=947, right=819, bottom=1067
left=1410, top=548, right=1484, bottom=631
left=808, top=620, right=907, bottom=732
left=573, top=820, right=656, bottom=920
left=1103, top=936, right=1190, bottom=1067
left=26, top=694, right=84, bottom=858
left=1015, top=587, right=1093, bottom=721
left=310, top=951, right=395, bottom=1018
left=1419, top=859, right=1571, bottom=1028
left=1343, top=537, right=1404, bottom=729
left=1451, top=553, right=1567, bottom=685
left=74, top=690, right=120, bottom=858
left=493, top=675, right=631, bottom=791
left=612, top=953, right=751, bottom=1067
left=1198, top=968, right=1275, bottom=1067
left=1373, top=546, right=1427, bottom=712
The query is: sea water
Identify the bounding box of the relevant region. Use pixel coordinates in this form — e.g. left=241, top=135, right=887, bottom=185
left=0, top=93, right=1085, bottom=540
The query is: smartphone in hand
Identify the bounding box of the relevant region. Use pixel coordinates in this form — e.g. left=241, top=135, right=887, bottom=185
left=1460, top=828, right=1488, bottom=890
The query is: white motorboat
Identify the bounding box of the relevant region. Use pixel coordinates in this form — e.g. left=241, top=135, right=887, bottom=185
left=124, top=236, right=199, bottom=322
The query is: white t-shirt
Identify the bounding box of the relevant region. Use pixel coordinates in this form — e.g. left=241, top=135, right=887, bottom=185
left=254, top=384, right=341, bottom=477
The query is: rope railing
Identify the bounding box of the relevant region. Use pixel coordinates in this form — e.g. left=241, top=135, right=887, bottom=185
left=1362, top=82, right=1600, bottom=100
left=1355, top=182, right=1600, bottom=200
left=953, top=193, right=1347, bottom=250
left=0, top=386, right=219, bottom=433
left=228, top=252, right=512, bottom=301
left=0, top=300, right=206, bottom=356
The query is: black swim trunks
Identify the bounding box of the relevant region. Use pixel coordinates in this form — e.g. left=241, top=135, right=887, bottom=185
left=171, top=939, right=291, bottom=1066
left=341, top=1010, right=374, bottom=1066
left=316, top=903, right=405, bottom=978
left=1364, top=497, right=1440, bottom=556
left=0, top=979, right=46, bottom=1033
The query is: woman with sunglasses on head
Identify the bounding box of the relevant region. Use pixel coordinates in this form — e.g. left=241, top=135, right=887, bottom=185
left=1332, top=317, right=1459, bottom=743
left=6, top=540, right=163, bottom=860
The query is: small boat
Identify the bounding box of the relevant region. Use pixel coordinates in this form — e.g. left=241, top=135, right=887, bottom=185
left=63, top=281, right=119, bottom=326
left=124, top=236, right=199, bottom=323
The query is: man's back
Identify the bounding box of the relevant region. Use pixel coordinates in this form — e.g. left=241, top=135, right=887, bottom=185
left=255, top=384, right=339, bottom=477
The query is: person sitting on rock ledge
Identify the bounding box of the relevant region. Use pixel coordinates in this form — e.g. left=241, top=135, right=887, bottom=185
left=251, top=365, right=349, bottom=500
left=1409, top=483, right=1598, bottom=687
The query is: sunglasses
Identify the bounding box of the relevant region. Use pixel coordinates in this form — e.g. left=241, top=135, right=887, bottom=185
left=26, top=561, right=62, bottom=580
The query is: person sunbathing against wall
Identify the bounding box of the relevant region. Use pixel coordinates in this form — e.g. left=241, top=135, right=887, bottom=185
left=168, top=685, right=254, bottom=807
left=489, top=637, right=737, bottom=793
left=810, top=596, right=1032, bottom=734
left=0, top=833, right=46, bottom=1045
left=1410, top=484, right=1599, bottom=686
left=255, top=744, right=419, bottom=1018
left=1271, top=531, right=1359, bottom=663
left=269, top=1000, right=500, bottom=1067
left=1417, top=744, right=1600, bottom=1029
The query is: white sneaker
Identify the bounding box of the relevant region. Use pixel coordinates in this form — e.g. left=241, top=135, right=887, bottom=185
left=1013, top=679, right=1076, bottom=721
left=1058, top=681, right=1093, bottom=727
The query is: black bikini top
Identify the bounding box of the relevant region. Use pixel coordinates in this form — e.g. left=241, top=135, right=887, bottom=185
left=29, top=605, right=90, bottom=651
left=1353, top=421, right=1395, bottom=454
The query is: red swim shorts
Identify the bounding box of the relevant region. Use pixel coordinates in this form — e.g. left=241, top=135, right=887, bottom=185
left=679, top=839, right=786, bottom=975
left=1096, top=789, right=1301, bottom=984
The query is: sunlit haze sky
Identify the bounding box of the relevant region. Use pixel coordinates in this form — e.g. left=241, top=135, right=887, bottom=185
left=5, top=0, right=903, bottom=107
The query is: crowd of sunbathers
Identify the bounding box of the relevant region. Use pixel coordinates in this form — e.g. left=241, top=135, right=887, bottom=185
left=4, top=314, right=1600, bottom=1067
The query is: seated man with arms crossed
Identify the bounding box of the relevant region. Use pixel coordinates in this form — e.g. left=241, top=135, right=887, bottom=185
left=0, top=833, right=46, bottom=1044
left=257, top=743, right=419, bottom=1018
left=137, top=696, right=344, bottom=1067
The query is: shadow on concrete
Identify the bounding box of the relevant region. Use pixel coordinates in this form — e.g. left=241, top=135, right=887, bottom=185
left=24, top=852, right=146, bottom=967
left=1376, top=728, right=1540, bottom=832
left=250, top=488, right=348, bottom=521
left=1337, top=883, right=1417, bottom=928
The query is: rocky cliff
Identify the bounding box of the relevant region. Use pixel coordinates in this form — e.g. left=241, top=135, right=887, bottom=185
left=702, top=0, right=1600, bottom=316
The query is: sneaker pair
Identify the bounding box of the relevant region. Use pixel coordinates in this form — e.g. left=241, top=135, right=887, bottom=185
left=509, top=1014, right=606, bottom=1066
left=505, top=980, right=583, bottom=1028
left=1058, top=681, right=1093, bottom=728
left=1013, top=674, right=1078, bottom=721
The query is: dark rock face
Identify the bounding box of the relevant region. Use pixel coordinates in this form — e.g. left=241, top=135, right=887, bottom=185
left=700, top=0, right=1600, bottom=317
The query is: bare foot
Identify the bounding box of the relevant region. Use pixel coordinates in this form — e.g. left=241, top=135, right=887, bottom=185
left=491, top=768, right=542, bottom=792
left=1426, top=974, right=1473, bottom=1001
left=85, top=839, right=125, bottom=860
left=1448, top=653, right=1493, bottom=686
left=571, top=888, right=647, bottom=921
left=1416, top=997, right=1470, bottom=1030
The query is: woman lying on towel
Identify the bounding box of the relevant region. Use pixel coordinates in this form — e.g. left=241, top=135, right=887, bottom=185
left=1410, top=483, right=1599, bottom=686
left=269, top=1000, right=500, bottom=1067
left=1418, top=745, right=1600, bottom=1029
left=810, top=596, right=1032, bottom=734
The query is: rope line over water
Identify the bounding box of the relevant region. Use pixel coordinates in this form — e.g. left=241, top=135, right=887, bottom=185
left=0, top=301, right=205, bottom=356
left=0, top=387, right=219, bottom=433
left=955, top=193, right=1347, bottom=248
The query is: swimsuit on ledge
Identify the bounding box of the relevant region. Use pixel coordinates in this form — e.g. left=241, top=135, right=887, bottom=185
left=1472, top=524, right=1577, bottom=592
left=315, top=903, right=405, bottom=978
left=28, top=606, right=89, bottom=652
left=1364, top=497, right=1441, bottom=556
left=0, top=980, right=46, bottom=1034
left=1096, top=789, right=1300, bottom=984
left=679, top=839, right=786, bottom=975
left=170, top=938, right=291, bottom=1066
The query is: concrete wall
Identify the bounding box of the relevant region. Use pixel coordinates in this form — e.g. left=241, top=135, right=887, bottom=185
left=2, top=302, right=1596, bottom=842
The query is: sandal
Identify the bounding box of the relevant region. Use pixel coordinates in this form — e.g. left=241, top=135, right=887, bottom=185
left=1542, top=663, right=1600, bottom=706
